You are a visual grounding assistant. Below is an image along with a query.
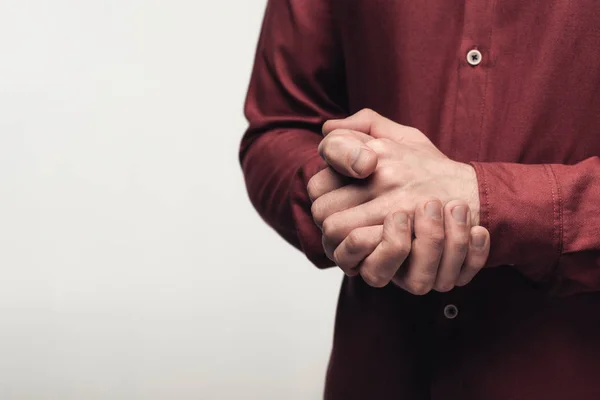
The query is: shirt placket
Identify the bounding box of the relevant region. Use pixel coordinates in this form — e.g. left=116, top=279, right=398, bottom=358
left=451, top=0, right=496, bottom=163
left=432, top=2, right=497, bottom=400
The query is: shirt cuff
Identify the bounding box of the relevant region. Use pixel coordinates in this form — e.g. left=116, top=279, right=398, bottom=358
left=290, top=155, right=335, bottom=268
left=470, top=161, right=563, bottom=282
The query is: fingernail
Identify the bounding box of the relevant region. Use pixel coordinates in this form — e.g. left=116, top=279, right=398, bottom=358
left=425, top=201, right=442, bottom=220
left=473, top=234, right=486, bottom=248
left=394, top=212, right=408, bottom=227
left=351, top=147, right=369, bottom=175
left=452, top=205, right=468, bottom=223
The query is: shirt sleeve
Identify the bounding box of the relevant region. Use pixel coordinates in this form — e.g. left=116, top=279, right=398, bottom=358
left=239, top=0, right=347, bottom=268
left=470, top=157, right=600, bottom=296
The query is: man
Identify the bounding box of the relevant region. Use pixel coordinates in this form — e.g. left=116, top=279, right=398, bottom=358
left=239, top=1, right=600, bottom=399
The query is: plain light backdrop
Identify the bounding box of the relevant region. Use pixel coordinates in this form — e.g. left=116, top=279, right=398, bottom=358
left=0, top=1, right=342, bottom=399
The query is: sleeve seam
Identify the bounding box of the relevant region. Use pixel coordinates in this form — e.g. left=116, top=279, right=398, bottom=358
left=471, top=162, right=491, bottom=230
left=482, top=165, right=491, bottom=231
left=545, top=164, right=563, bottom=268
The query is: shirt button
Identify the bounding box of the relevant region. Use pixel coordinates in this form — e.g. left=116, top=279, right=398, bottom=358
left=444, top=304, right=459, bottom=320
left=467, top=49, right=482, bottom=66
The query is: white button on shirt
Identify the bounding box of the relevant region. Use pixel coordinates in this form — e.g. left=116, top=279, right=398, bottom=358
left=467, top=49, right=482, bottom=66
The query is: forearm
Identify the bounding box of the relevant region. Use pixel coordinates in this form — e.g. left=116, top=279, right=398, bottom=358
left=240, top=128, right=333, bottom=268
left=471, top=157, right=600, bottom=295
left=239, top=0, right=346, bottom=268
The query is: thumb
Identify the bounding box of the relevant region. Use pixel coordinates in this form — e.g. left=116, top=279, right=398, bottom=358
left=318, top=129, right=378, bottom=178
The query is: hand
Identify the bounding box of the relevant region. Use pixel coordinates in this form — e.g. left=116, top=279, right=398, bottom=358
left=308, top=109, right=490, bottom=293
left=310, top=168, right=489, bottom=293
left=314, top=109, right=481, bottom=227
left=338, top=198, right=489, bottom=293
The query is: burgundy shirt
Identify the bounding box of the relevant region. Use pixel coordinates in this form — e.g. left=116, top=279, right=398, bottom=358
left=239, top=1, right=600, bottom=399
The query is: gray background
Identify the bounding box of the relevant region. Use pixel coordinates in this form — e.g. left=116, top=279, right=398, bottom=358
left=0, top=1, right=342, bottom=399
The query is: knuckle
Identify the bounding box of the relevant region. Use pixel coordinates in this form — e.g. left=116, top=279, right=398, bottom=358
left=361, top=269, right=389, bottom=288
left=336, top=259, right=354, bottom=273
left=367, top=138, right=390, bottom=155
left=408, top=127, right=422, bottom=136
left=392, top=240, right=411, bottom=258
left=332, top=250, right=347, bottom=270
left=428, top=231, right=446, bottom=249
left=405, top=281, right=432, bottom=296
left=455, top=278, right=470, bottom=287
left=451, top=236, right=470, bottom=251
left=358, top=108, right=376, bottom=119
left=366, top=139, right=383, bottom=154
left=460, top=261, right=474, bottom=272
left=311, top=201, right=325, bottom=226
left=306, top=179, right=319, bottom=201
left=435, top=282, right=454, bottom=293
left=322, top=218, right=339, bottom=241
left=346, top=230, right=365, bottom=254
left=332, top=129, right=357, bottom=144
left=328, top=129, right=346, bottom=140
left=404, top=126, right=426, bottom=142
left=374, top=165, right=396, bottom=186
left=322, top=235, right=335, bottom=261
left=446, top=199, right=468, bottom=209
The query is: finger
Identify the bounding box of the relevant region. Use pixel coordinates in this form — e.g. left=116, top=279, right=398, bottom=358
left=333, top=225, right=382, bottom=276
left=323, top=108, right=400, bottom=136
left=318, top=129, right=378, bottom=178
left=433, top=201, right=471, bottom=292
left=392, top=199, right=444, bottom=295
left=320, top=196, right=390, bottom=258
left=359, top=212, right=411, bottom=288
left=323, top=108, right=423, bottom=142
left=307, top=168, right=350, bottom=202
left=456, top=226, right=490, bottom=286
left=310, top=183, right=373, bottom=228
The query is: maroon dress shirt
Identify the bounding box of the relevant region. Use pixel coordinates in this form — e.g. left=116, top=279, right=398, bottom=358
left=239, top=1, right=600, bottom=399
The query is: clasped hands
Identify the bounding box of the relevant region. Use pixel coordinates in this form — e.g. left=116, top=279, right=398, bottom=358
left=308, top=109, right=490, bottom=295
